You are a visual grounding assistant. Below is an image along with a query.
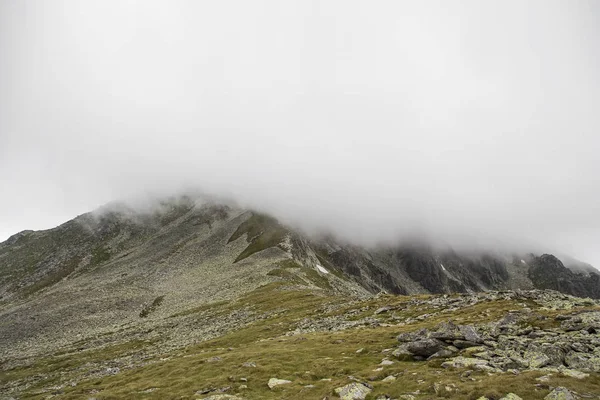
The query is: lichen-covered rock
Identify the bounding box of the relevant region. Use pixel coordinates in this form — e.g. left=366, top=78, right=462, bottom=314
left=334, top=382, right=372, bottom=400
left=499, top=394, right=523, bottom=400
left=565, top=351, right=600, bottom=372
left=544, top=387, right=577, bottom=400
left=523, top=350, right=550, bottom=368
left=561, top=311, right=600, bottom=332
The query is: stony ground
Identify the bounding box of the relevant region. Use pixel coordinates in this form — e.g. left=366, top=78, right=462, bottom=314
left=1, top=282, right=599, bottom=400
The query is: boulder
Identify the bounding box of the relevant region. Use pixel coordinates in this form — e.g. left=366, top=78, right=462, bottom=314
left=544, top=387, right=577, bottom=400
left=430, top=321, right=464, bottom=341
left=459, top=325, right=483, bottom=343
left=523, top=351, right=550, bottom=368
left=427, top=348, right=455, bottom=359
left=334, top=382, right=372, bottom=400
left=392, top=344, right=413, bottom=361
left=405, top=339, right=445, bottom=357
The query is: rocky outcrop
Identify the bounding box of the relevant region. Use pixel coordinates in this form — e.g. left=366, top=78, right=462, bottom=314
left=529, top=254, right=600, bottom=299
left=393, top=301, right=600, bottom=374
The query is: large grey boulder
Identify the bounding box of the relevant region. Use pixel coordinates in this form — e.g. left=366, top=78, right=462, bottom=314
left=459, top=325, right=483, bottom=343
left=405, top=339, right=445, bottom=357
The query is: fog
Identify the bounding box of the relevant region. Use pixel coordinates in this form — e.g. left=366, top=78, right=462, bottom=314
left=1, top=1, right=599, bottom=265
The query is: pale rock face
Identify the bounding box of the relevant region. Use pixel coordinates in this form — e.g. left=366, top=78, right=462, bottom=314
left=316, top=264, right=329, bottom=274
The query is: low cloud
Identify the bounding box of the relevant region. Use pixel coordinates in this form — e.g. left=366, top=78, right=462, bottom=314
left=1, top=1, right=599, bottom=265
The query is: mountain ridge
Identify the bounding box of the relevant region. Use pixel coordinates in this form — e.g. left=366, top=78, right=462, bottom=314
left=1, top=195, right=600, bottom=399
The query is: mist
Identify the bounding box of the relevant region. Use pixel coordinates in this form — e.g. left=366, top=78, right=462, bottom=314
left=1, top=1, right=599, bottom=266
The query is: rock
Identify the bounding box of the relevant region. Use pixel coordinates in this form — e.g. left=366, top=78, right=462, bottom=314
left=431, top=321, right=464, bottom=341
left=524, top=351, right=551, bottom=368
left=206, top=356, right=223, bottom=363
left=453, top=340, right=482, bottom=349
left=463, top=346, right=488, bottom=356
left=241, top=362, right=256, bottom=368
left=397, top=329, right=428, bottom=343
left=334, top=382, right=372, bottom=400
left=459, top=325, right=483, bottom=343
left=433, top=382, right=457, bottom=395
left=379, top=358, right=394, bottom=366
left=561, top=311, right=600, bottom=332
left=267, top=378, right=292, bottom=389
left=399, top=396, right=416, bottom=400
left=405, top=339, right=445, bottom=357
left=561, top=369, right=589, bottom=379
left=536, top=375, right=551, bottom=382
left=565, top=351, right=600, bottom=372
left=427, top=348, right=455, bottom=359
left=382, top=375, right=396, bottom=383
left=200, top=396, right=244, bottom=400
left=441, top=356, right=489, bottom=369
left=499, top=394, right=523, bottom=400
left=544, top=387, right=577, bottom=400
left=392, top=345, right=413, bottom=361
left=375, top=306, right=392, bottom=315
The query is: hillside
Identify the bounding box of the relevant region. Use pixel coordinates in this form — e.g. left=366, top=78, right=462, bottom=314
left=1, top=196, right=599, bottom=399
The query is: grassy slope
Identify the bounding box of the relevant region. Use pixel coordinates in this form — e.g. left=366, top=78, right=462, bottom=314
left=228, top=213, right=288, bottom=263
left=3, top=282, right=600, bottom=400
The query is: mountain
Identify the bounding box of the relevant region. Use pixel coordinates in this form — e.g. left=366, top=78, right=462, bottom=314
left=1, top=195, right=599, bottom=399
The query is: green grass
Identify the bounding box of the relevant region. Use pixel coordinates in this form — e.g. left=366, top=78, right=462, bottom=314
left=5, top=283, right=600, bottom=399
left=22, top=256, right=82, bottom=297
left=228, top=213, right=288, bottom=263
left=91, top=246, right=111, bottom=265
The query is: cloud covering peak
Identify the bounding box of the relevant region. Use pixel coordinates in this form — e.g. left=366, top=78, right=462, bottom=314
left=1, top=1, right=599, bottom=264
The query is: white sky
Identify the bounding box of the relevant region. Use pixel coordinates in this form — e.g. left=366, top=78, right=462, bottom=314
left=1, top=1, right=599, bottom=266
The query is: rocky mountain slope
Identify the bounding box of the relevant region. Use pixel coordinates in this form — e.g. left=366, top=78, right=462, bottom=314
left=1, top=196, right=599, bottom=399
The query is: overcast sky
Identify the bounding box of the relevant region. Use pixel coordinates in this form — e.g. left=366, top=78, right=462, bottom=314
left=1, top=1, right=599, bottom=265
